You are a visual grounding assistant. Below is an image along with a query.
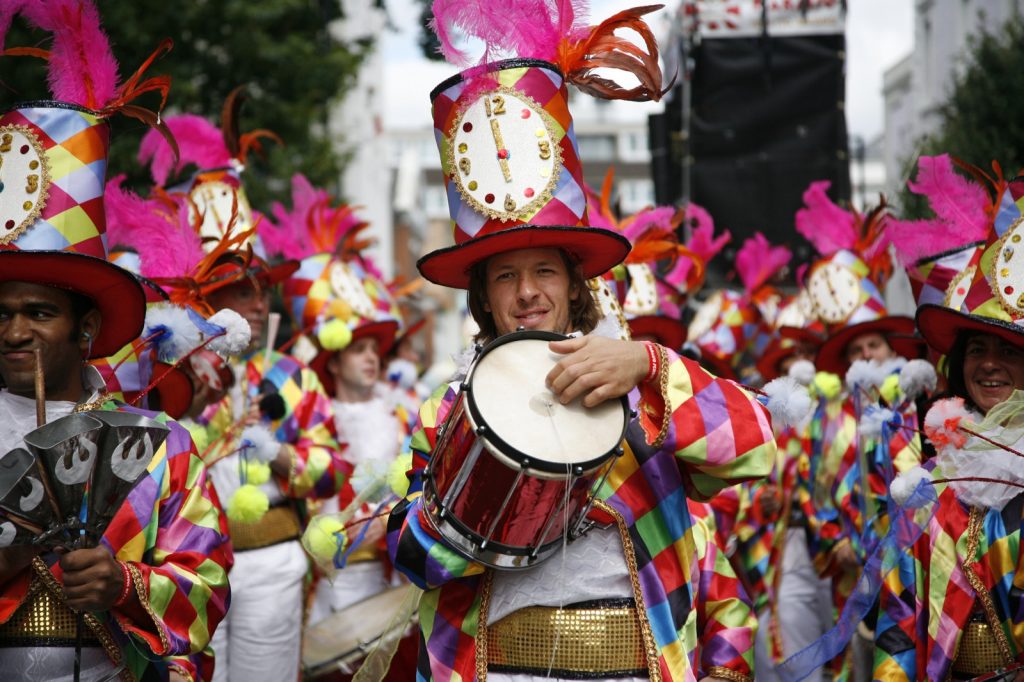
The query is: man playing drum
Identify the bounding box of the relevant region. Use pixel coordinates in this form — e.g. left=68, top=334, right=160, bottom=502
left=385, top=5, right=777, bottom=681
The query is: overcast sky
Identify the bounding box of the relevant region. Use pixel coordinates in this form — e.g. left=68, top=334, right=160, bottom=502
left=379, top=1, right=916, bottom=141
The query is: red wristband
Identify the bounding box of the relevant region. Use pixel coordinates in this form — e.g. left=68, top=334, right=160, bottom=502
left=642, top=342, right=660, bottom=383
left=113, top=560, right=133, bottom=607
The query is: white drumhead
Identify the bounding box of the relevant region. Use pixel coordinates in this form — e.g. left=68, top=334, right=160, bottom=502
left=470, top=337, right=626, bottom=465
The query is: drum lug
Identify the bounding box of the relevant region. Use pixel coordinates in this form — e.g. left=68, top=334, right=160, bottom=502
left=572, top=466, right=583, bottom=476
left=475, top=424, right=487, bottom=435
left=630, top=409, right=638, bottom=419
left=615, top=447, right=624, bottom=457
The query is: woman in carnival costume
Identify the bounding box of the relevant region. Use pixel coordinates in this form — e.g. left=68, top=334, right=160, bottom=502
left=872, top=161, right=1024, bottom=681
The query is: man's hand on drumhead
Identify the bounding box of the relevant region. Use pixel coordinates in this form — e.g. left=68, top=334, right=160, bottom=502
left=546, top=336, right=649, bottom=407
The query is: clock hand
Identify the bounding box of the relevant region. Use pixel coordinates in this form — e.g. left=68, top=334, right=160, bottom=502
left=489, top=119, right=513, bottom=183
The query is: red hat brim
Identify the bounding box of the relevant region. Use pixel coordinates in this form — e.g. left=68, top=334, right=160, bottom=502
left=417, top=225, right=631, bottom=289
left=916, top=303, right=1024, bottom=355
left=758, top=326, right=824, bottom=381
left=0, top=251, right=145, bottom=359
left=149, top=361, right=193, bottom=420
left=815, top=316, right=916, bottom=375
left=310, top=320, right=400, bottom=396
left=253, top=260, right=300, bottom=287
left=628, top=316, right=687, bottom=351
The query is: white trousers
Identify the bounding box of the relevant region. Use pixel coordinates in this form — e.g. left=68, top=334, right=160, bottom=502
left=307, top=560, right=391, bottom=627
left=754, top=529, right=833, bottom=682
left=211, top=540, right=308, bottom=682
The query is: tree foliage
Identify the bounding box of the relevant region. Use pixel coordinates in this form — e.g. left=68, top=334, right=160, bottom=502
left=898, top=13, right=1024, bottom=215
left=0, top=0, right=372, bottom=209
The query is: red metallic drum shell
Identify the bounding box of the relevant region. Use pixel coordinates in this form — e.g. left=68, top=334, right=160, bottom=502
left=426, top=391, right=609, bottom=553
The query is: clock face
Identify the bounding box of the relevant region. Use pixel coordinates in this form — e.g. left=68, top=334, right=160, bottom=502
left=449, top=87, right=561, bottom=221
left=688, top=291, right=724, bottom=342
left=807, top=262, right=862, bottom=324
left=328, top=261, right=377, bottom=319
left=623, top=264, right=658, bottom=317
left=188, top=181, right=254, bottom=249
left=0, top=125, right=50, bottom=245
left=993, top=218, right=1024, bottom=314
left=945, top=265, right=976, bottom=310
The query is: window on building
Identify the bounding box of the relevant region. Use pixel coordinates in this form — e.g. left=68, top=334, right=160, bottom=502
left=576, top=135, right=616, bottom=161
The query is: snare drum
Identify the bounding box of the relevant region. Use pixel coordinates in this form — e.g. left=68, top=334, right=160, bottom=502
left=422, top=331, right=629, bottom=569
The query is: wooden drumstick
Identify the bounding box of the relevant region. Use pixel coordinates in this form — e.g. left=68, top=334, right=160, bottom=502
left=34, top=348, right=45, bottom=427
left=264, top=312, right=281, bottom=366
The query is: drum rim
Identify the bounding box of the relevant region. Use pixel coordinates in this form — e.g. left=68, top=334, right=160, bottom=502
left=465, top=330, right=630, bottom=474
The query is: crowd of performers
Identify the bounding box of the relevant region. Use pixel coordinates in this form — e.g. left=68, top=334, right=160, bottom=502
left=1, top=1, right=1024, bottom=682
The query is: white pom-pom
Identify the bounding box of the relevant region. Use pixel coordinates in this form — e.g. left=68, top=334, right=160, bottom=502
left=350, top=458, right=391, bottom=503
left=845, top=359, right=876, bottom=392
left=858, top=405, right=895, bottom=439
left=144, top=304, right=201, bottom=362
left=877, top=357, right=907, bottom=385
left=787, top=359, right=816, bottom=387
left=240, top=423, right=280, bottom=463
left=761, top=376, right=814, bottom=428
left=890, top=465, right=932, bottom=507
left=206, top=309, right=252, bottom=355
left=386, top=358, right=419, bottom=390
left=925, top=395, right=970, bottom=432
left=898, top=359, right=937, bottom=400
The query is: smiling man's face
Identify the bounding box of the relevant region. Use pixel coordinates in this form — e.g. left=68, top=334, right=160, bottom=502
left=963, top=333, right=1024, bottom=413
left=483, top=247, right=577, bottom=337
left=0, top=281, right=97, bottom=401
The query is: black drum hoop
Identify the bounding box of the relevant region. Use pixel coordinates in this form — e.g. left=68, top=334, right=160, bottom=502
left=463, top=330, right=630, bottom=475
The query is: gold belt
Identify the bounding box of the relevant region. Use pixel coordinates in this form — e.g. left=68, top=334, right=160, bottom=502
left=230, top=504, right=302, bottom=552
left=486, top=600, right=646, bottom=678
left=0, top=580, right=100, bottom=647
left=952, top=620, right=1008, bottom=677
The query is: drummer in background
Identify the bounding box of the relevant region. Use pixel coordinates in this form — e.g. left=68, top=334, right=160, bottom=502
left=262, top=175, right=421, bottom=677
left=138, top=116, right=348, bottom=682
left=386, top=4, right=776, bottom=681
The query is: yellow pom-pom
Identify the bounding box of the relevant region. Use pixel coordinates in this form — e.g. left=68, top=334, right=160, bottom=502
left=244, top=461, right=271, bottom=486
left=227, top=484, right=269, bottom=523
left=387, top=453, right=413, bottom=498
left=318, top=318, right=353, bottom=351
left=813, top=371, right=842, bottom=401
left=879, top=374, right=901, bottom=404
left=302, top=514, right=348, bottom=567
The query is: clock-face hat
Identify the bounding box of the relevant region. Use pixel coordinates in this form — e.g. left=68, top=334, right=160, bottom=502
left=263, top=175, right=402, bottom=394
left=0, top=1, right=173, bottom=359
left=916, top=171, right=1024, bottom=355
left=688, top=233, right=791, bottom=382
left=137, top=94, right=297, bottom=289
left=796, top=181, right=914, bottom=374
left=416, top=1, right=667, bottom=289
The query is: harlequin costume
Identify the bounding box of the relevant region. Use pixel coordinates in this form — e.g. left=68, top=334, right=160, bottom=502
left=873, top=161, right=1024, bottom=681
left=265, top=174, right=416, bottom=623
left=383, top=4, right=778, bottom=680
left=138, top=112, right=347, bottom=682
left=0, top=5, right=232, bottom=680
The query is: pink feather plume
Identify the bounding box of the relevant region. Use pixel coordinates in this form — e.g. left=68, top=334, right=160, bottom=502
left=735, top=232, right=791, bottom=292
left=881, top=155, right=991, bottom=265
left=104, top=177, right=205, bottom=279
left=685, top=202, right=730, bottom=265
left=22, top=0, right=118, bottom=109
left=430, top=0, right=586, bottom=66
left=795, top=181, right=857, bottom=256
left=263, top=174, right=369, bottom=262
left=622, top=206, right=675, bottom=243
left=138, top=115, right=231, bottom=187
